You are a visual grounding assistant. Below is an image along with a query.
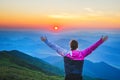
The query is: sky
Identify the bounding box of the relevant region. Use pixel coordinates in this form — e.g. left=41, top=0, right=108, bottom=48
left=0, top=0, right=120, bottom=30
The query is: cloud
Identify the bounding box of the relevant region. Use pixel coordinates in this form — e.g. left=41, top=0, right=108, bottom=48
left=84, top=8, right=120, bottom=18
left=84, top=7, right=104, bottom=16
left=48, top=13, right=78, bottom=19
left=111, top=12, right=120, bottom=17
left=84, top=8, right=94, bottom=13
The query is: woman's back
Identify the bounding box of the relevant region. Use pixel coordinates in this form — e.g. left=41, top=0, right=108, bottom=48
left=65, top=50, right=84, bottom=60
left=64, top=56, right=84, bottom=80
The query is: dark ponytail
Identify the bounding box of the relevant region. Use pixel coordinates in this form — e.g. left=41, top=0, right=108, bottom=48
left=70, top=40, right=78, bottom=50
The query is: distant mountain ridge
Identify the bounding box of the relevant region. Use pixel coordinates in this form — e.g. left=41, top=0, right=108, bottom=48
left=43, top=56, right=64, bottom=69
left=83, top=60, right=120, bottom=80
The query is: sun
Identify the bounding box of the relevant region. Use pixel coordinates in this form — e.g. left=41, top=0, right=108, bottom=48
left=51, top=26, right=61, bottom=32
left=54, top=26, right=59, bottom=30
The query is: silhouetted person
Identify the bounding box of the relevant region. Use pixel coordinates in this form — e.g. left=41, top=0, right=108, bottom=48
left=41, top=35, right=108, bottom=80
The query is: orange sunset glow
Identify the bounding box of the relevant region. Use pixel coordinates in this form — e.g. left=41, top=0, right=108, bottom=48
left=0, top=0, right=120, bottom=30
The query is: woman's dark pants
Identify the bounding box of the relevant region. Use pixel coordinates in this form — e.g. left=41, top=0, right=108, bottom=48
left=65, top=74, right=83, bottom=80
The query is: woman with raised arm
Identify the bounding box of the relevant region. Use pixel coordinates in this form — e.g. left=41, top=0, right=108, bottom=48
left=41, top=36, right=108, bottom=80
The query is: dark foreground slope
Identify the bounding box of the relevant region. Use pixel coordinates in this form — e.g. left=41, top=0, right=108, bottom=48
left=0, top=50, right=104, bottom=80
left=0, top=50, right=64, bottom=80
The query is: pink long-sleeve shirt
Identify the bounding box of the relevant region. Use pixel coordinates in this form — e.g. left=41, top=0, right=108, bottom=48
left=44, top=38, right=104, bottom=60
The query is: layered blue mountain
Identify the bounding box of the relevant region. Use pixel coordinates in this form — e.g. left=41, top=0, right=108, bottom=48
left=0, top=29, right=120, bottom=79
left=83, top=60, right=120, bottom=80
left=0, top=30, right=120, bottom=69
